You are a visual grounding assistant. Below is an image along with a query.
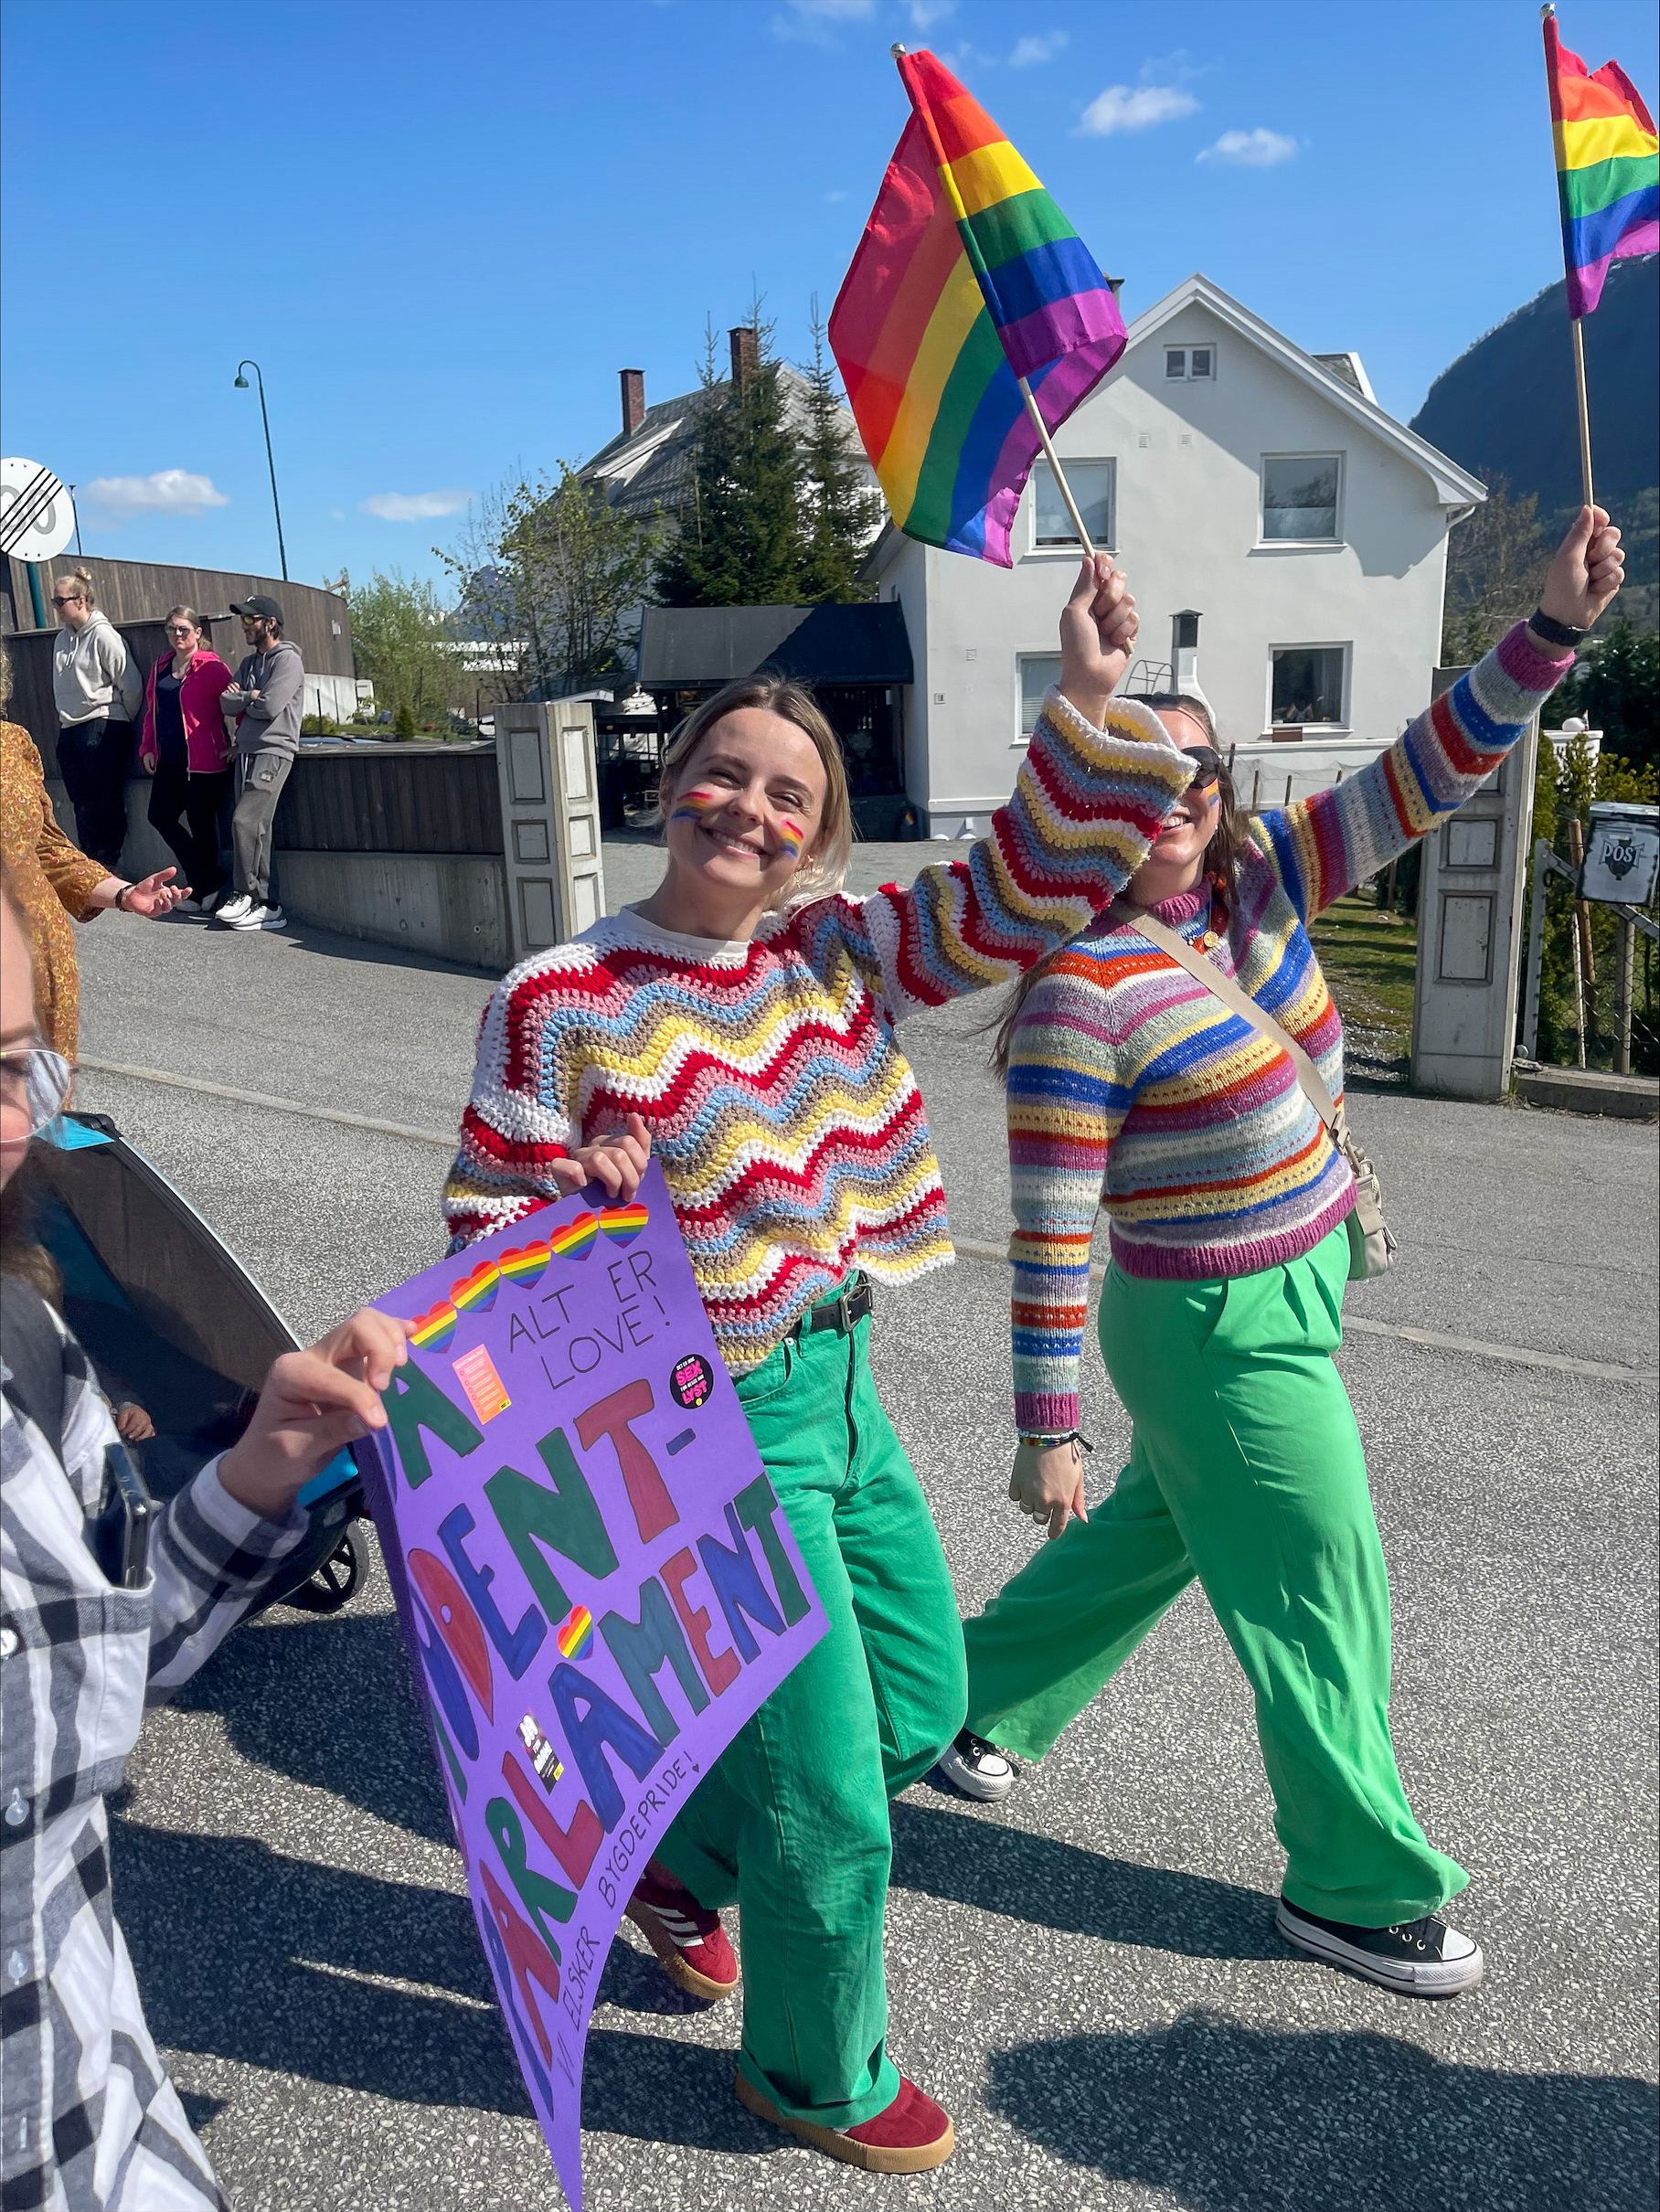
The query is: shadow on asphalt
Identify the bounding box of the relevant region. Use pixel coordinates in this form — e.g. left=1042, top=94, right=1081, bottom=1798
left=110, top=1821, right=764, bottom=2151
left=165, top=1606, right=453, bottom=1845
left=984, top=2013, right=1659, bottom=2212
left=889, top=1800, right=1282, bottom=1960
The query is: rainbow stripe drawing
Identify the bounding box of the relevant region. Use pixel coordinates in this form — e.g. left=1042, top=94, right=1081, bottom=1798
left=1545, top=12, right=1658, bottom=315
left=556, top=1603, right=594, bottom=1661
left=451, top=1259, right=500, bottom=1314
left=600, top=1203, right=650, bottom=1246
left=409, top=1299, right=458, bottom=1353
left=829, top=46, right=1124, bottom=565
left=548, top=1212, right=599, bottom=1262
left=498, top=1239, right=551, bottom=1290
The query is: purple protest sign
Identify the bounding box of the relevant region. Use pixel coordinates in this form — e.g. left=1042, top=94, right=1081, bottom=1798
left=354, top=1162, right=826, bottom=2210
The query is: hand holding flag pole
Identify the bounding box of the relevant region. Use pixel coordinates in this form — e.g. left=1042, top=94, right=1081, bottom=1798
left=1539, top=5, right=1659, bottom=510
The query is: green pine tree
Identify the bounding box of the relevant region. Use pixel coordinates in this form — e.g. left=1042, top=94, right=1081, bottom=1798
left=796, top=302, right=885, bottom=604
left=655, top=321, right=806, bottom=607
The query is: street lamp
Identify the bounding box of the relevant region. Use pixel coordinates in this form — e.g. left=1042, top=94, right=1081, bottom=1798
left=233, top=358, right=288, bottom=581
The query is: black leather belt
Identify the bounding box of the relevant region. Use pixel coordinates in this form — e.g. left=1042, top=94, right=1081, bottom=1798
left=803, top=1275, right=874, bottom=1333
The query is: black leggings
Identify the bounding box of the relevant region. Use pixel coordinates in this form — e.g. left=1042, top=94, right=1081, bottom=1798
left=56, top=718, right=133, bottom=870
left=148, top=760, right=231, bottom=898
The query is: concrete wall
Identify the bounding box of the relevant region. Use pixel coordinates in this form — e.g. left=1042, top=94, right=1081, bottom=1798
left=876, top=297, right=1454, bottom=836
left=45, top=770, right=509, bottom=973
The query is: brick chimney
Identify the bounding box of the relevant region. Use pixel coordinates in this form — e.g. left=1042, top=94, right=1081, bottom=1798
left=729, top=326, right=759, bottom=393
left=620, top=368, right=645, bottom=438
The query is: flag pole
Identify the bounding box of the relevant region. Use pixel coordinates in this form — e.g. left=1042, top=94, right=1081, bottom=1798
left=1541, top=5, right=1597, bottom=509
left=894, top=42, right=1099, bottom=560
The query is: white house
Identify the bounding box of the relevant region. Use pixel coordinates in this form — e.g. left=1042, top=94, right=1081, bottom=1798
left=867, top=273, right=1487, bottom=837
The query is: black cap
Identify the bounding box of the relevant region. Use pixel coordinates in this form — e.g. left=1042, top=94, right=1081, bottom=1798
left=230, top=594, right=284, bottom=623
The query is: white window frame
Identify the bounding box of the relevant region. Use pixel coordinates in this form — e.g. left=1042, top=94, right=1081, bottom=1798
left=1015, top=649, right=1064, bottom=744
left=1266, top=642, right=1350, bottom=733
left=1026, top=456, right=1116, bottom=557
left=1163, top=344, right=1217, bottom=383
left=1259, top=451, right=1346, bottom=547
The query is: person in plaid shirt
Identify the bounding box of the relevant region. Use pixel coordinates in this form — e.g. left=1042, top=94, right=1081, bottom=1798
left=0, top=864, right=409, bottom=2210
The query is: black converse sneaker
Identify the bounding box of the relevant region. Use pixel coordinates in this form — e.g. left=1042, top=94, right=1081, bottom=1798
left=1275, top=1896, right=1484, bottom=1997
left=935, top=1729, right=1015, bottom=1803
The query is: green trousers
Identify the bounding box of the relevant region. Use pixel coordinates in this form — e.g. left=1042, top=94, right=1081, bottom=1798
left=964, top=1225, right=1466, bottom=1927
left=657, top=1299, right=966, bottom=2129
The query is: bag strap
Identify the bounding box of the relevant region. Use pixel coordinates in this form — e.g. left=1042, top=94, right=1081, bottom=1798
left=1, top=1278, right=69, bottom=1449
left=1126, top=909, right=1344, bottom=1135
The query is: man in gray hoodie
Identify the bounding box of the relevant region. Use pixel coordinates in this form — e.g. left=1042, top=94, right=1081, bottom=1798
left=217, top=595, right=303, bottom=931
left=50, top=569, right=145, bottom=868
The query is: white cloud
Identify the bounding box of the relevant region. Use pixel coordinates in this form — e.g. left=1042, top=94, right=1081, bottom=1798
left=1079, top=82, right=1198, bottom=135
left=361, top=489, right=474, bottom=521
left=772, top=0, right=871, bottom=36
left=78, top=469, right=229, bottom=522
left=1197, top=126, right=1298, bottom=167
left=905, top=0, right=955, bottom=27
left=329, top=507, right=346, bottom=519
left=1010, top=30, right=1067, bottom=66
left=825, top=188, right=848, bottom=202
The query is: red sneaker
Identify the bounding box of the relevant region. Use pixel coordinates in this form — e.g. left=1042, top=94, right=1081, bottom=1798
left=624, top=1865, right=739, bottom=2000
left=735, top=2071, right=955, bottom=2173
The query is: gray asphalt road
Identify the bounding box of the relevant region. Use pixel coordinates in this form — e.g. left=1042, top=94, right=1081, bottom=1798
left=64, top=877, right=1660, bottom=2212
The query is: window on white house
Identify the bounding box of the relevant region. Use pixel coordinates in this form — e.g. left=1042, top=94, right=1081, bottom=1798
left=1262, top=454, right=1341, bottom=540
left=1271, top=645, right=1347, bottom=727
left=1165, top=346, right=1215, bottom=381
left=1031, top=459, right=1114, bottom=549
left=1018, top=652, right=1063, bottom=739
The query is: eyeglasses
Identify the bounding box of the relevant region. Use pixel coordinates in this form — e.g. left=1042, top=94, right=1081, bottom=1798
left=0, top=1043, right=73, bottom=1135
left=165, top=625, right=195, bottom=637
left=1181, top=746, right=1223, bottom=790
left=51, top=594, right=83, bottom=608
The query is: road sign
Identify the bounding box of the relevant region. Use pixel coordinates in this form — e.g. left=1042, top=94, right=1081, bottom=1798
left=0, top=457, right=76, bottom=563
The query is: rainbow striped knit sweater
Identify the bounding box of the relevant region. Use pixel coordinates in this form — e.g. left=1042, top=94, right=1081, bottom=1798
left=446, top=689, right=1195, bottom=1371
left=1009, top=622, right=1572, bottom=1437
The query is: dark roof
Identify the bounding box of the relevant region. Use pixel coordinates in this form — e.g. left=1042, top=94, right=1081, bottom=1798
left=580, top=366, right=874, bottom=526
left=639, top=602, right=913, bottom=688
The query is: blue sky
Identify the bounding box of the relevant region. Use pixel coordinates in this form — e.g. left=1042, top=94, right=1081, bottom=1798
left=3, top=0, right=1654, bottom=593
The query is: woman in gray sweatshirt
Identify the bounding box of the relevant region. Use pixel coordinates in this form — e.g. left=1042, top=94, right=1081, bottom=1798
left=50, top=569, right=144, bottom=869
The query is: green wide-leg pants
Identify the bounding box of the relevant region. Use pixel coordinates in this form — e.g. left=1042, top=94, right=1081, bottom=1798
left=964, top=1225, right=1466, bottom=1927
left=656, top=1303, right=966, bottom=2130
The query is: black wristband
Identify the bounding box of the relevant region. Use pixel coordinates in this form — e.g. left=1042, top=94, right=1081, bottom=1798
left=112, top=884, right=130, bottom=911
left=1527, top=609, right=1589, bottom=650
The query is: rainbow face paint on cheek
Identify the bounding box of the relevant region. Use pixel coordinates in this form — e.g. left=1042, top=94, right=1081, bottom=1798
left=774, top=816, right=805, bottom=863
left=669, top=789, right=720, bottom=827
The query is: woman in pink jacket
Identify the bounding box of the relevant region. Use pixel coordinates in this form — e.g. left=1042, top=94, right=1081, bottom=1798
left=139, top=607, right=233, bottom=909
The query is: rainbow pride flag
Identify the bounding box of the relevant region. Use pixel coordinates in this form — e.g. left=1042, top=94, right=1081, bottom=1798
left=1544, top=12, right=1658, bottom=316
left=829, top=48, right=1124, bottom=566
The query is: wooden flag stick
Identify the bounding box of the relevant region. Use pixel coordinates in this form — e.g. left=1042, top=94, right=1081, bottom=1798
left=1541, top=7, right=1597, bottom=511
left=1570, top=317, right=1596, bottom=510
left=1016, top=376, right=1096, bottom=559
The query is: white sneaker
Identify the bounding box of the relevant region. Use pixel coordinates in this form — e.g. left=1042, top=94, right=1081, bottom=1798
left=935, top=1728, right=1015, bottom=1803
left=1275, top=1897, right=1484, bottom=1997
left=227, top=902, right=286, bottom=931
left=216, top=894, right=253, bottom=926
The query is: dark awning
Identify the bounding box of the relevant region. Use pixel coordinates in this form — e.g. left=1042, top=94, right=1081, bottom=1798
left=640, top=601, right=913, bottom=688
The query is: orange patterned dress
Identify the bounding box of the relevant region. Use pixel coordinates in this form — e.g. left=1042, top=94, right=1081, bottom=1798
left=1, top=719, right=108, bottom=1058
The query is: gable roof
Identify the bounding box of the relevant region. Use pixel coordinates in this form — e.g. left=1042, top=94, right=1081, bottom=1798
left=1123, top=274, right=1486, bottom=506
left=581, top=366, right=872, bottom=525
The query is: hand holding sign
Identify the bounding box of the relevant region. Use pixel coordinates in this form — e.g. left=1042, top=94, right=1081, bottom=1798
left=356, top=1163, right=825, bottom=2212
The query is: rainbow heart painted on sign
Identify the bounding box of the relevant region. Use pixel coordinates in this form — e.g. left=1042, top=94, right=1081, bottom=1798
left=498, top=1239, right=550, bottom=1289
left=409, top=1300, right=459, bottom=1352
left=549, top=1212, right=598, bottom=1261
left=452, top=1260, right=500, bottom=1313
left=600, top=1203, right=650, bottom=1247
left=556, top=1602, right=593, bottom=1660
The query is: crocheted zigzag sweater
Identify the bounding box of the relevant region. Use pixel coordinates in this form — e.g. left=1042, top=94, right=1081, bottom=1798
left=446, top=689, right=1195, bottom=1372
left=1008, top=622, right=1573, bottom=1437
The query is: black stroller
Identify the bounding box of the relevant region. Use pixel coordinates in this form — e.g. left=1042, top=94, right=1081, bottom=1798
left=25, top=1110, right=369, bottom=1613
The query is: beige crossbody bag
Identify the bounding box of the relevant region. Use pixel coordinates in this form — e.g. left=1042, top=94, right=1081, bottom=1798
left=1131, top=911, right=1396, bottom=1281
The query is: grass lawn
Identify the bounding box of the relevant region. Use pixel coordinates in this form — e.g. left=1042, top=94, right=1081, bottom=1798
left=1308, top=891, right=1419, bottom=1074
